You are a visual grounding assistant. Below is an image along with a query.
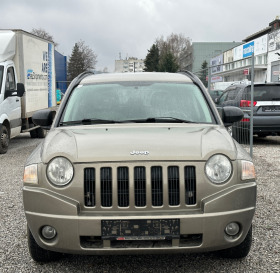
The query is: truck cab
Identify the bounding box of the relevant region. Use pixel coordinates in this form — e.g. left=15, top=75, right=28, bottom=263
left=0, top=29, right=57, bottom=154
left=0, top=60, right=24, bottom=153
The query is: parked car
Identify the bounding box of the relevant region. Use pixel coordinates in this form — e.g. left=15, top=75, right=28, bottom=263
left=23, top=71, right=256, bottom=262
left=216, top=82, right=280, bottom=138
left=209, top=89, right=224, bottom=102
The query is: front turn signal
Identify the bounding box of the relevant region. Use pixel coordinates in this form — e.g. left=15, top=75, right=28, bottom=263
left=241, top=161, right=256, bottom=180
left=23, top=164, right=38, bottom=184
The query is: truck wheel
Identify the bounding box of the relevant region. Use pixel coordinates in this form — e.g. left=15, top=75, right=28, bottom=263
left=36, top=127, right=46, bottom=138
left=218, top=225, right=252, bottom=259
left=257, top=133, right=269, bottom=138
left=30, top=129, right=38, bottom=138
left=27, top=225, right=61, bottom=262
left=0, top=125, right=9, bottom=154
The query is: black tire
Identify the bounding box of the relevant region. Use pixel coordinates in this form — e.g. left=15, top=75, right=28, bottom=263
left=27, top=225, right=61, bottom=262
left=0, top=125, right=9, bottom=154
left=218, top=225, right=252, bottom=259
left=30, top=129, right=38, bottom=138
left=36, top=127, right=46, bottom=138
left=257, top=133, right=269, bottom=138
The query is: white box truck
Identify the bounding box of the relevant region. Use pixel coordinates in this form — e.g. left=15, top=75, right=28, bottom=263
left=0, top=29, right=56, bottom=154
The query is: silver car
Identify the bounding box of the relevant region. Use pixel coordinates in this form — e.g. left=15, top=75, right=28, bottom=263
left=23, top=72, right=256, bottom=262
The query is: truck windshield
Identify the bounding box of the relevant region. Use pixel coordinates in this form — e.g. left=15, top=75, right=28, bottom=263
left=0, top=66, right=3, bottom=94
left=61, top=82, right=215, bottom=125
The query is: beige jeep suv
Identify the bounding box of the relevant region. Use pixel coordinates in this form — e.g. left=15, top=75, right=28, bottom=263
left=23, top=71, right=256, bottom=262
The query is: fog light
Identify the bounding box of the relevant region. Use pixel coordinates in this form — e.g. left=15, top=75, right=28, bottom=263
left=41, top=225, right=57, bottom=240
left=225, top=222, right=240, bottom=236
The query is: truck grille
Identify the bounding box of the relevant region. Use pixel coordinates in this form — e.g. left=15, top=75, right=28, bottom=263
left=84, top=165, right=196, bottom=208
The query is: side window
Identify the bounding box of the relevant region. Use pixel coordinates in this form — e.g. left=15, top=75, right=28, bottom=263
left=5, top=67, right=16, bottom=91
left=218, top=91, right=228, bottom=103
left=227, top=88, right=239, bottom=101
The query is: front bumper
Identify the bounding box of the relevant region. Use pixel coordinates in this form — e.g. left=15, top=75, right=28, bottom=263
left=23, top=182, right=256, bottom=255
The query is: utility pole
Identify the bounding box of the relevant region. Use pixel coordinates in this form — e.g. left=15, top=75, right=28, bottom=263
left=250, top=53, right=254, bottom=158
left=208, top=66, right=211, bottom=90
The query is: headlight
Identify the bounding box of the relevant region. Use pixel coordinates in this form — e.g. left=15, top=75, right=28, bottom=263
left=23, top=164, right=38, bottom=184
left=46, top=157, right=74, bottom=186
left=205, top=154, right=232, bottom=184
left=241, top=160, right=255, bottom=180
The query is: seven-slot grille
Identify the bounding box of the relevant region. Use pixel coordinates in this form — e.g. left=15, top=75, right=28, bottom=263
left=84, top=165, right=196, bottom=208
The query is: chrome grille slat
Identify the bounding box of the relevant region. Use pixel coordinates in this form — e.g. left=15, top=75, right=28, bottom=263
left=134, top=167, right=146, bottom=207
left=151, top=166, right=163, bottom=206
left=118, top=167, right=129, bottom=207
left=168, top=166, right=180, bottom=206
left=84, top=168, right=95, bottom=207
left=185, top=166, right=196, bottom=205
left=84, top=165, right=197, bottom=208
left=101, top=167, right=112, bottom=207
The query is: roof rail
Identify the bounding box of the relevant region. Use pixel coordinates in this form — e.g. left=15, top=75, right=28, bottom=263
left=179, top=70, right=207, bottom=90
left=64, top=71, right=95, bottom=95
left=179, top=70, right=199, bottom=82
left=230, top=80, right=251, bottom=86
left=73, top=71, right=95, bottom=86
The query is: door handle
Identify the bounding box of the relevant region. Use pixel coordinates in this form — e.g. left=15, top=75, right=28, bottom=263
left=16, top=99, right=19, bottom=102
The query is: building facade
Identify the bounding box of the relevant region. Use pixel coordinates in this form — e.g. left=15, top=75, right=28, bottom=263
left=210, top=17, right=280, bottom=88
left=115, top=57, right=145, bottom=73
left=190, top=42, right=242, bottom=74
left=54, top=50, right=67, bottom=94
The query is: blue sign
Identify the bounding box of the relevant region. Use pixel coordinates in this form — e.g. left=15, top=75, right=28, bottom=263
left=27, top=69, right=33, bottom=79
left=243, top=41, right=254, bottom=58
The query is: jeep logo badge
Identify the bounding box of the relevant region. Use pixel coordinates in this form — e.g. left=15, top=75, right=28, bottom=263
left=130, top=150, right=149, bottom=155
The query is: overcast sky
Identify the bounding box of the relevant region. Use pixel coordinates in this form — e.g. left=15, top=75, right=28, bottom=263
left=1, top=0, right=279, bottom=72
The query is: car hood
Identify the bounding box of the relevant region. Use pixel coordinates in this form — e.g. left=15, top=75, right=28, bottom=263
left=39, top=124, right=238, bottom=164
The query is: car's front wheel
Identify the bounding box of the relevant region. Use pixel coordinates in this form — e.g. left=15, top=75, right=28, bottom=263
left=217, top=225, right=252, bottom=259
left=27, top=225, right=61, bottom=262
left=0, top=125, right=9, bottom=154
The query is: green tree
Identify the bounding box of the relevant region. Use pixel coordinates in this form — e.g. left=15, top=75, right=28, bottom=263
left=67, top=41, right=97, bottom=81
left=198, top=60, right=208, bottom=88
left=144, top=44, right=160, bottom=72
left=156, top=33, right=192, bottom=71
left=158, top=50, right=179, bottom=73
left=67, top=43, right=84, bottom=81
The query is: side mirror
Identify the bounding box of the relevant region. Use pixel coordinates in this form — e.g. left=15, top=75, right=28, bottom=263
left=4, top=83, right=25, bottom=99
left=221, top=106, right=244, bottom=127
left=32, top=109, right=56, bottom=130
left=17, top=83, right=25, bottom=97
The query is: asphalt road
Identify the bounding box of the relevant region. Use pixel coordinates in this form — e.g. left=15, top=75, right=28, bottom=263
left=0, top=133, right=279, bottom=272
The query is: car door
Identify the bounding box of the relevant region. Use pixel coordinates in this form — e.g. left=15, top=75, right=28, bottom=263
left=3, top=66, right=21, bottom=138
left=216, top=90, right=228, bottom=106
left=220, top=87, right=241, bottom=107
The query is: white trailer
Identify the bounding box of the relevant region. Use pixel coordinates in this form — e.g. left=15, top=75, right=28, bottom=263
left=211, top=81, right=235, bottom=90
left=0, top=29, right=56, bottom=153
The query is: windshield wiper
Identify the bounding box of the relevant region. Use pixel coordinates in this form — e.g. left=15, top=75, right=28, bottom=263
left=59, top=118, right=120, bottom=126
left=59, top=117, right=196, bottom=126
left=121, top=117, right=195, bottom=123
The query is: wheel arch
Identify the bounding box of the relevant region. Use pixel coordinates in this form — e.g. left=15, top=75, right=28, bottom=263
left=0, top=118, right=11, bottom=136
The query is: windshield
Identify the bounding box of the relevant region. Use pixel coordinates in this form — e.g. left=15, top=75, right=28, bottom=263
left=244, top=85, right=280, bottom=101
left=61, top=81, right=215, bottom=125
left=0, top=66, right=3, bottom=94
